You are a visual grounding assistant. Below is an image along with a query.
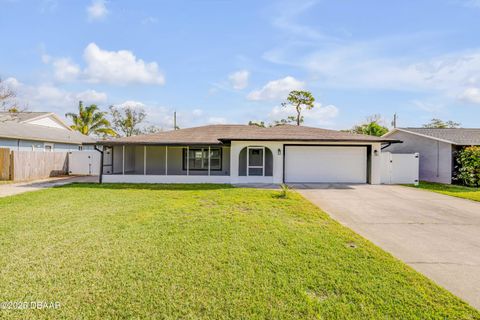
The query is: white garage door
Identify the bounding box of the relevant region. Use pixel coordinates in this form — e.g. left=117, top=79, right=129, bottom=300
left=285, top=146, right=367, bottom=183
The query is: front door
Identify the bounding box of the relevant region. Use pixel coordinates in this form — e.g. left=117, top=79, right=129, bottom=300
left=247, top=147, right=264, bottom=176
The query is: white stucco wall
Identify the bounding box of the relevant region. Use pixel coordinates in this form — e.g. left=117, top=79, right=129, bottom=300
left=102, top=141, right=383, bottom=184
left=384, top=131, right=452, bottom=184
left=230, top=141, right=382, bottom=185
left=0, top=138, right=82, bottom=152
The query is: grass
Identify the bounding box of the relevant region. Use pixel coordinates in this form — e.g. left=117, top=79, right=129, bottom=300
left=0, top=183, right=478, bottom=319
left=411, top=181, right=480, bottom=202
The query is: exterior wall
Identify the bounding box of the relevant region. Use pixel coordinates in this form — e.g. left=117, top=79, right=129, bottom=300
left=19, top=140, right=44, bottom=151
left=230, top=141, right=283, bottom=184
left=103, top=175, right=230, bottom=184
left=53, top=143, right=84, bottom=151
left=230, top=141, right=382, bottom=185
left=103, top=141, right=383, bottom=184
left=0, top=138, right=82, bottom=152
left=0, top=138, right=18, bottom=150
left=384, top=131, right=453, bottom=184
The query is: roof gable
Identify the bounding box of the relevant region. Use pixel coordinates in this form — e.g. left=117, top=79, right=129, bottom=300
left=384, top=128, right=480, bottom=145
left=0, top=112, right=92, bottom=144
left=0, top=112, right=72, bottom=130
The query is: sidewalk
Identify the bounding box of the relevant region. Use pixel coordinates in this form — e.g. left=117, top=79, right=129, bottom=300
left=0, top=176, right=99, bottom=198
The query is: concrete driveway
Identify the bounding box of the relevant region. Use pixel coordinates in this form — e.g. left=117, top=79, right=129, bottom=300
left=0, top=176, right=98, bottom=198
left=295, top=184, right=480, bottom=310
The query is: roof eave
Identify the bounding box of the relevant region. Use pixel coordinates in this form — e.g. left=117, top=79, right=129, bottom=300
left=219, top=138, right=402, bottom=143
left=0, top=133, right=89, bottom=145
left=89, top=141, right=227, bottom=146
left=91, top=138, right=401, bottom=145
left=386, top=128, right=456, bottom=144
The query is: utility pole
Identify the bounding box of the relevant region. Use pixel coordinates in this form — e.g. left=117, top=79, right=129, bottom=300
left=392, top=113, right=397, bottom=128
left=173, top=111, right=177, bottom=130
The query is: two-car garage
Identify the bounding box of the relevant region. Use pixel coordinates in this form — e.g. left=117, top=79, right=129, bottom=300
left=284, top=145, right=368, bottom=183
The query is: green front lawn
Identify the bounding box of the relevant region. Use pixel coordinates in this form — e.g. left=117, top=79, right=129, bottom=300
left=0, top=184, right=478, bottom=319
left=412, top=181, right=480, bottom=202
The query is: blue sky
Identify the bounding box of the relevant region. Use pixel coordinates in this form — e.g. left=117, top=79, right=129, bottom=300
left=1, top=0, right=480, bottom=130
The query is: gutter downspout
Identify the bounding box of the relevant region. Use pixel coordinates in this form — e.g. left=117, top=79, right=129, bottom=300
left=94, top=145, right=103, bottom=184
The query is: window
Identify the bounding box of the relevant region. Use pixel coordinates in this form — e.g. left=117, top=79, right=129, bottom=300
left=78, top=145, right=83, bottom=151
left=183, top=147, right=222, bottom=170
left=44, top=143, right=54, bottom=152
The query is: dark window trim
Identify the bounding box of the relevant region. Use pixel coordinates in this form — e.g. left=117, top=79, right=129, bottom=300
left=182, top=147, right=223, bottom=171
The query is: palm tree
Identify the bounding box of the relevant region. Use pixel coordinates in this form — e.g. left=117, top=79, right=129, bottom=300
left=66, top=101, right=116, bottom=137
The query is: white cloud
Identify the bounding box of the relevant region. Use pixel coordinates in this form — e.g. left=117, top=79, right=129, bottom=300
left=464, top=0, right=480, bottom=8
left=51, top=58, right=81, bottom=82
left=264, top=32, right=480, bottom=104
left=3, top=77, right=107, bottom=115
left=76, top=89, right=108, bottom=104
left=39, top=0, right=58, bottom=13
left=112, top=101, right=230, bottom=130
left=114, top=100, right=175, bottom=129
left=247, top=76, right=305, bottom=101
left=192, top=109, right=203, bottom=116
left=459, top=87, right=480, bottom=104
left=141, top=16, right=158, bottom=25
left=87, top=0, right=108, bottom=21
left=207, top=117, right=227, bottom=124
left=83, top=43, right=165, bottom=85
left=114, top=100, right=146, bottom=109
left=271, top=0, right=324, bottom=40
left=412, top=99, right=446, bottom=113
left=269, top=102, right=339, bottom=126
left=228, top=70, right=249, bottom=90
left=41, top=54, right=51, bottom=64
left=41, top=43, right=165, bottom=85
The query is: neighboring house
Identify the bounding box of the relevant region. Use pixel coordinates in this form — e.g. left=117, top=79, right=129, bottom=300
left=92, top=124, right=399, bottom=184
left=0, top=112, right=94, bottom=151
left=383, top=128, right=480, bottom=184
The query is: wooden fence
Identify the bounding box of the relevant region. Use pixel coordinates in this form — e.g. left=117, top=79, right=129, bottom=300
left=0, top=148, right=10, bottom=180
left=0, top=148, right=68, bottom=181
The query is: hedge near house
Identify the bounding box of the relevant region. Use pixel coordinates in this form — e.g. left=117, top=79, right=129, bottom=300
left=455, top=146, right=480, bottom=187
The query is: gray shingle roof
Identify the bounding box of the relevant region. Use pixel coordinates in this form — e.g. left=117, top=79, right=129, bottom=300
left=94, top=124, right=399, bottom=145
left=0, top=112, right=52, bottom=122
left=0, top=113, right=94, bottom=144
left=398, top=128, right=480, bottom=145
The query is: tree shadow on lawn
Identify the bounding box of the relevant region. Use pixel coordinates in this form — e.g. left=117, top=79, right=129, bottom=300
left=58, top=182, right=235, bottom=191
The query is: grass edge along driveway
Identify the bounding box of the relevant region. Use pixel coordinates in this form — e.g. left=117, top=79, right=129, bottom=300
left=409, top=181, right=480, bottom=202
left=0, top=183, right=479, bottom=319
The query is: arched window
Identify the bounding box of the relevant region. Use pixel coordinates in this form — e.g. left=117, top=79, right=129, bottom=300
left=238, top=147, right=273, bottom=176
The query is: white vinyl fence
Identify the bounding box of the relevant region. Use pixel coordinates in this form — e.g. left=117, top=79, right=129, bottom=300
left=381, top=152, right=419, bottom=185
left=68, top=151, right=101, bottom=175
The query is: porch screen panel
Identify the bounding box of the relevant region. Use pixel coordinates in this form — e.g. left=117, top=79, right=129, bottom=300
left=145, top=146, right=166, bottom=175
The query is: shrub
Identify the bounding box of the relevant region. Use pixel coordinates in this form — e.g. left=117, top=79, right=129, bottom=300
left=455, top=146, right=480, bottom=187
left=278, top=184, right=289, bottom=198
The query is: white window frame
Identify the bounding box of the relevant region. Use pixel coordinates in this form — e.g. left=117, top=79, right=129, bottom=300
left=246, top=146, right=265, bottom=177
left=44, top=143, right=54, bottom=152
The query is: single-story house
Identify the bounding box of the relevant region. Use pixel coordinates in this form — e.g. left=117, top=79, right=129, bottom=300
left=383, top=128, right=480, bottom=184
left=92, top=124, right=400, bottom=184
left=0, top=112, right=94, bottom=151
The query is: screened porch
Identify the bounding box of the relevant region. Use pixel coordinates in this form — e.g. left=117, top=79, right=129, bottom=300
left=102, top=145, right=230, bottom=176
